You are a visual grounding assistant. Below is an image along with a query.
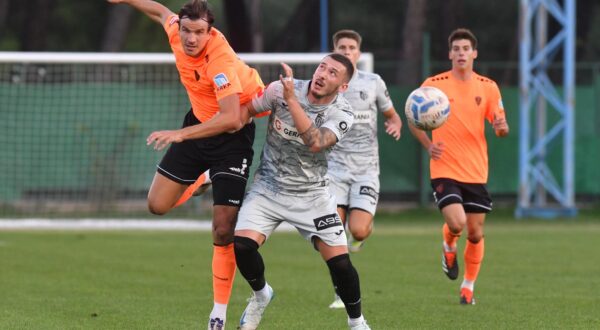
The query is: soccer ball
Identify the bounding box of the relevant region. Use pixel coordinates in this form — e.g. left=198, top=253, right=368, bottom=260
left=404, top=86, right=450, bottom=130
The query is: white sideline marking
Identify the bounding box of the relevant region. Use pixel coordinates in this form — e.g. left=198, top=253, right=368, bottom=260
left=0, top=219, right=296, bottom=232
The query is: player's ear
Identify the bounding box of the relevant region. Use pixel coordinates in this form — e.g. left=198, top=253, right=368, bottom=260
left=473, top=49, right=478, bottom=60
left=338, top=83, right=349, bottom=93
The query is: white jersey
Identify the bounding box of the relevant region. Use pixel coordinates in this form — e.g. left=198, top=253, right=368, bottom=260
left=251, top=79, right=354, bottom=195
left=327, top=70, right=394, bottom=176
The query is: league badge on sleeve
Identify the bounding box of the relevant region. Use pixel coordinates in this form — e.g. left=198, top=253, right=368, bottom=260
left=214, top=73, right=232, bottom=91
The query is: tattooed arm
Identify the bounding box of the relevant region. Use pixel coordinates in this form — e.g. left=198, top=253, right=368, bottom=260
left=279, top=63, right=338, bottom=153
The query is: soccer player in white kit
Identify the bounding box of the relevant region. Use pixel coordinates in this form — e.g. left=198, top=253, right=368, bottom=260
left=327, top=29, right=402, bottom=308
left=233, top=54, right=371, bottom=330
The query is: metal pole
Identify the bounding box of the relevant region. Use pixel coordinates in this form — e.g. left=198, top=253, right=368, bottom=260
left=320, top=0, right=329, bottom=52
left=419, top=32, right=431, bottom=206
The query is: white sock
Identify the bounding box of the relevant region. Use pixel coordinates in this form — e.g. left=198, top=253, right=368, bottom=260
left=348, top=315, right=365, bottom=327
left=254, top=283, right=272, bottom=301
left=209, top=302, right=227, bottom=321
left=443, top=241, right=456, bottom=252
left=461, top=279, right=475, bottom=291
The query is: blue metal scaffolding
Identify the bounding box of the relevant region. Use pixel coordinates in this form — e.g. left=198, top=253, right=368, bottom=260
left=516, top=0, right=577, bottom=218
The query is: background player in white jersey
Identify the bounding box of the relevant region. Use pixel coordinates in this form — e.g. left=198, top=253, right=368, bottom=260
left=233, top=54, right=371, bottom=330
left=327, top=28, right=403, bottom=309
left=329, top=29, right=402, bottom=253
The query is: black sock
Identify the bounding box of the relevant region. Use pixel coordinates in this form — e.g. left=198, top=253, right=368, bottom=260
left=326, top=253, right=361, bottom=318
left=234, top=236, right=266, bottom=291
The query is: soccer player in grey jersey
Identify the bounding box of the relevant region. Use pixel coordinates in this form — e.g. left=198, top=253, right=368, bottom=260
left=233, top=54, right=371, bottom=330
left=327, top=29, right=403, bottom=309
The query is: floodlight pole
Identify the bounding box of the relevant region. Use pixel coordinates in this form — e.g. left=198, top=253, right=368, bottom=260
left=516, top=0, right=577, bottom=218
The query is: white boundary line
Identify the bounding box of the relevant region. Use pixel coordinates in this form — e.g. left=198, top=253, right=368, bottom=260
left=0, top=219, right=296, bottom=232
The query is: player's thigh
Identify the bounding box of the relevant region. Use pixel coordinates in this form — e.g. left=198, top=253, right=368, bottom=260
left=462, top=183, right=493, bottom=214
left=147, top=172, right=188, bottom=213
left=348, top=176, right=380, bottom=216
left=329, top=173, right=351, bottom=208
left=432, top=178, right=467, bottom=228
left=292, top=192, right=347, bottom=248
left=209, top=149, right=254, bottom=208
left=235, top=188, right=281, bottom=243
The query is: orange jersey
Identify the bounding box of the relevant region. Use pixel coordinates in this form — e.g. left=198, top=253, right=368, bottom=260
left=422, top=71, right=506, bottom=183
left=163, top=15, right=264, bottom=123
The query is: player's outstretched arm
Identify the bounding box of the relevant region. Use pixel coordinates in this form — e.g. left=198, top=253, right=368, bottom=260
left=279, top=63, right=337, bottom=153
left=407, top=123, right=444, bottom=160
left=383, top=107, right=402, bottom=140
left=107, top=0, right=173, bottom=25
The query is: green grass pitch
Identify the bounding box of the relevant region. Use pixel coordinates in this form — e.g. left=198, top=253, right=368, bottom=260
left=1, top=209, right=599, bottom=329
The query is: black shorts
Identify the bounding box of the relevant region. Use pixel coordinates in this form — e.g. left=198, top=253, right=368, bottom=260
left=431, top=178, right=492, bottom=213
left=157, top=110, right=255, bottom=206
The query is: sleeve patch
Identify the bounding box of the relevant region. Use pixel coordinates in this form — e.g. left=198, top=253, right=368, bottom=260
left=213, top=73, right=232, bottom=91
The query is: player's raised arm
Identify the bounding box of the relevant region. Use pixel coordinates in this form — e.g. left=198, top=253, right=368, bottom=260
left=280, top=63, right=338, bottom=153
left=107, top=0, right=173, bottom=25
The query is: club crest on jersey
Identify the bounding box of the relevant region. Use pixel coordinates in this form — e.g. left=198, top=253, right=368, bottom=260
left=314, top=113, right=325, bottom=127
left=194, top=70, right=201, bottom=81
left=475, top=96, right=482, bottom=106
left=213, top=73, right=231, bottom=91
left=313, top=213, right=342, bottom=231
left=359, top=186, right=378, bottom=200
left=359, top=91, right=368, bottom=101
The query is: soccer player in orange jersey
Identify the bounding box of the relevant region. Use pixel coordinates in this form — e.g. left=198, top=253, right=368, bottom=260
left=107, top=1, right=264, bottom=328
left=408, top=28, right=509, bottom=305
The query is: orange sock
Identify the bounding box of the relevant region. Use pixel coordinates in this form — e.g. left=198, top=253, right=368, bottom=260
left=443, top=223, right=461, bottom=249
left=463, top=238, right=485, bottom=282
left=212, top=243, right=237, bottom=304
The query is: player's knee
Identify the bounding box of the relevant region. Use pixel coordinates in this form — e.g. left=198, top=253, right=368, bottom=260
left=147, top=200, right=169, bottom=216
left=467, top=232, right=483, bottom=243
left=234, top=236, right=259, bottom=258
left=212, top=223, right=235, bottom=244
left=351, top=227, right=371, bottom=241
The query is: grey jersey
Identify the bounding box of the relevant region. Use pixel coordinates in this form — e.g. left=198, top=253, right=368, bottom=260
left=251, top=80, right=354, bottom=195
left=328, top=70, right=394, bottom=175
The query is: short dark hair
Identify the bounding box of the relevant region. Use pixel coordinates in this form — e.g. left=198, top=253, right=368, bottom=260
left=179, top=0, right=215, bottom=30
left=332, top=29, right=362, bottom=49
left=448, top=28, right=478, bottom=50
left=326, top=53, right=354, bottom=83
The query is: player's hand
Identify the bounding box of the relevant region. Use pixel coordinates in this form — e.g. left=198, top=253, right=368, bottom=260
left=279, top=62, right=296, bottom=102
left=428, top=141, right=445, bottom=160
left=384, top=114, right=402, bottom=141
left=146, top=129, right=184, bottom=151
left=493, top=113, right=509, bottom=137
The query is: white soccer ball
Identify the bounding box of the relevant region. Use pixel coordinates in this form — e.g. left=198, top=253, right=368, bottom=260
left=404, top=86, right=450, bottom=130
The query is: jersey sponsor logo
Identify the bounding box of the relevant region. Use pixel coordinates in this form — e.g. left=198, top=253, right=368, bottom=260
left=313, top=213, right=342, bottom=231
left=359, top=186, right=378, bottom=200
left=353, top=111, right=372, bottom=124
left=213, top=73, right=231, bottom=91
left=273, top=115, right=303, bottom=143
left=475, top=96, right=482, bottom=106
left=498, top=98, right=504, bottom=109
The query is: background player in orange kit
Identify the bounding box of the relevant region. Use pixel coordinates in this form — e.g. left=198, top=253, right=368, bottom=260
left=107, top=0, right=265, bottom=328
left=407, top=28, right=509, bottom=305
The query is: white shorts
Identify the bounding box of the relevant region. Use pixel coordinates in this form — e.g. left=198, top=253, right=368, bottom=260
left=236, top=186, right=347, bottom=247
left=328, top=172, right=379, bottom=215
